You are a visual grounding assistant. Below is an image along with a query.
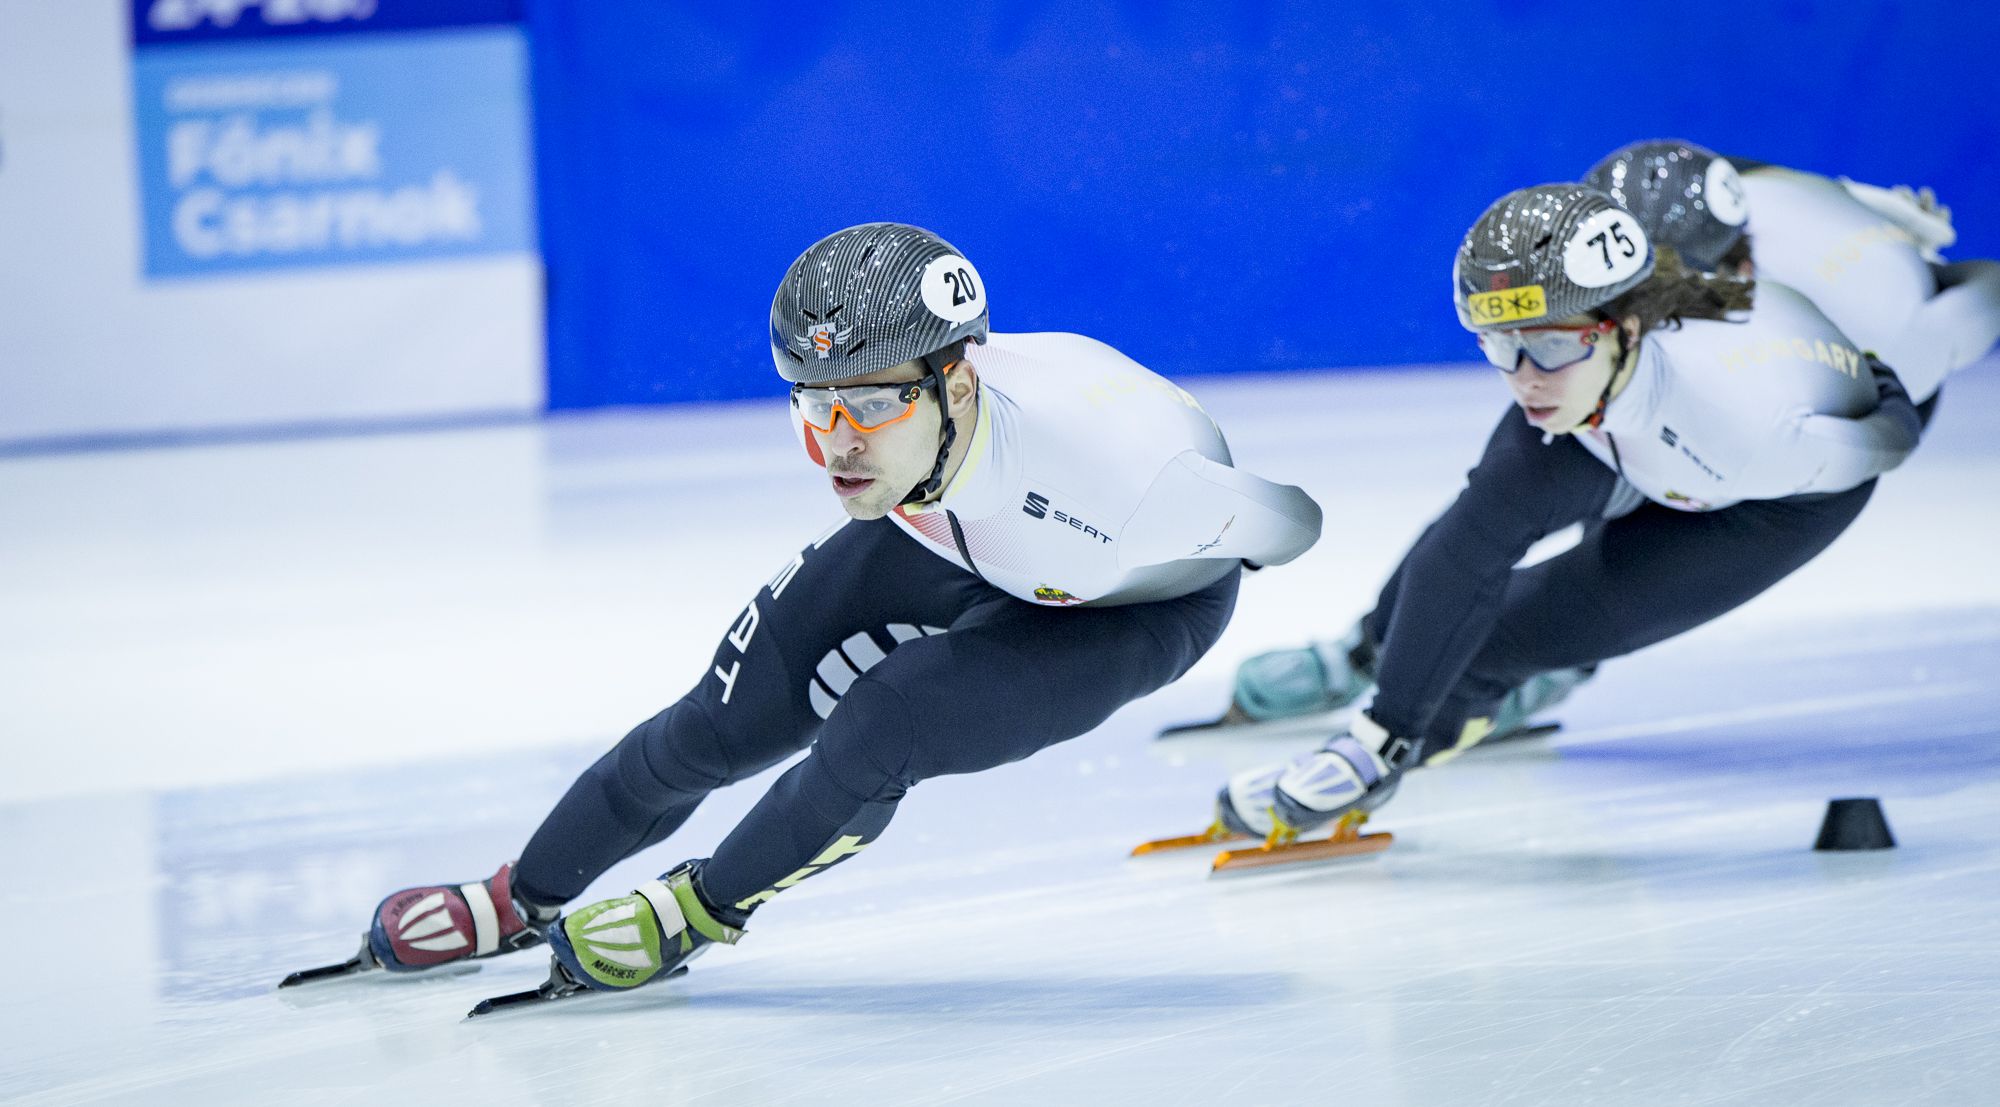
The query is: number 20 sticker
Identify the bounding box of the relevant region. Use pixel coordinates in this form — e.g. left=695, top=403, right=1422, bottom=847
left=921, top=255, right=986, bottom=323
left=1562, top=209, right=1651, bottom=289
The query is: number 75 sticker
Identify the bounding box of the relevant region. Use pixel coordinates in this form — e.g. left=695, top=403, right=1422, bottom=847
left=1562, top=209, right=1650, bottom=289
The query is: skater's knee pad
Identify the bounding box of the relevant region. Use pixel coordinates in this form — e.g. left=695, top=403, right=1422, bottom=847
left=805, top=678, right=922, bottom=802
left=611, top=702, right=736, bottom=800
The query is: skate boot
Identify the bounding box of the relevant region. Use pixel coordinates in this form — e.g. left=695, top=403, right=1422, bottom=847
left=368, top=860, right=554, bottom=973
left=546, top=861, right=744, bottom=993
left=1215, top=763, right=1282, bottom=839
left=1230, top=621, right=1376, bottom=722
left=1487, top=664, right=1597, bottom=743
left=1132, top=751, right=1314, bottom=855
left=1197, top=715, right=1403, bottom=872
left=1132, top=727, right=1402, bottom=870
left=1269, top=713, right=1405, bottom=836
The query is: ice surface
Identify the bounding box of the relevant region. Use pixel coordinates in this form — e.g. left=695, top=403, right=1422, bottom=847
left=3, top=362, right=1997, bottom=1105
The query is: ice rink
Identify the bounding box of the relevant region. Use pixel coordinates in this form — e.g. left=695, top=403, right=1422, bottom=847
left=4, top=360, right=1998, bottom=1105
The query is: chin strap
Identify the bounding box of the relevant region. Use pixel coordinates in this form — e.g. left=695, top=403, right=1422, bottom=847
left=1581, top=389, right=1613, bottom=431
left=899, top=345, right=970, bottom=506
left=1581, top=330, right=1637, bottom=431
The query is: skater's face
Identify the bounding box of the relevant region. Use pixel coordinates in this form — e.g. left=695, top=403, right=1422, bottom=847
left=1495, top=313, right=1638, bottom=434
left=802, top=356, right=977, bottom=520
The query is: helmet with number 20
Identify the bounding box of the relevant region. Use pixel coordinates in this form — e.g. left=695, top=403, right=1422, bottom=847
left=770, top=223, right=990, bottom=386
left=1454, top=184, right=1655, bottom=333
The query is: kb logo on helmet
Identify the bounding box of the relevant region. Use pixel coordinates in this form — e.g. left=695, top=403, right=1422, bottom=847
left=1467, top=284, right=1547, bottom=325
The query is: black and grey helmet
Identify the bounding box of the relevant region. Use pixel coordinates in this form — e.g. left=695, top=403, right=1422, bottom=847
left=770, top=222, right=989, bottom=384
left=1455, top=184, right=1656, bottom=331
left=1583, top=140, right=1749, bottom=272
left=772, top=223, right=988, bottom=505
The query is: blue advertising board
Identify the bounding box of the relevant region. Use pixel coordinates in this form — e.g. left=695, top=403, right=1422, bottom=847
left=130, top=3, right=535, bottom=279
left=523, top=2, right=2000, bottom=408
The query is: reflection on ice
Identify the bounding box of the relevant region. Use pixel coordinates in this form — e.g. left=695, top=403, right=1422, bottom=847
left=4, top=364, right=2000, bottom=1104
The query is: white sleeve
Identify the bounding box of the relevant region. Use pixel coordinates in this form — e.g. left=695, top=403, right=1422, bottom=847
left=1116, top=450, right=1323, bottom=569
left=1784, top=405, right=1920, bottom=494
left=1837, top=177, right=1957, bottom=258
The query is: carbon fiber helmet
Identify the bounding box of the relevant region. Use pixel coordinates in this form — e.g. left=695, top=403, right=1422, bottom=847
left=772, top=222, right=987, bottom=505
left=770, top=222, right=989, bottom=384
left=1583, top=140, right=1749, bottom=272
left=1455, top=184, right=1656, bottom=332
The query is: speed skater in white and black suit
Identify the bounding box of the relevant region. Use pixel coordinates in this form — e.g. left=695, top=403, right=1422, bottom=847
left=1185, top=185, right=1922, bottom=860
left=1213, top=143, right=1999, bottom=787
left=283, top=222, right=1324, bottom=1006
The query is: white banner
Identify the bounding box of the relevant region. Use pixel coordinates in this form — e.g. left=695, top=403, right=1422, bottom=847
left=0, top=2, right=543, bottom=447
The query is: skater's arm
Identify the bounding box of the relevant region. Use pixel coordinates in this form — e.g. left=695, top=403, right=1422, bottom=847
left=1785, top=359, right=1921, bottom=493
left=1116, top=450, right=1324, bottom=570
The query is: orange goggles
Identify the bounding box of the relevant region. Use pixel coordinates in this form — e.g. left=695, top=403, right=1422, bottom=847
left=791, top=376, right=940, bottom=433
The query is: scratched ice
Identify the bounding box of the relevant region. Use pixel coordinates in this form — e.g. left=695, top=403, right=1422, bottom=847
left=4, top=362, right=1997, bottom=1105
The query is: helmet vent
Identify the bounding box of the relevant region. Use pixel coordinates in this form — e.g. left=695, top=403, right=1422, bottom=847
left=844, top=338, right=868, bottom=356
left=802, top=308, right=821, bottom=323
left=1533, top=233, right=1554, bottom=252
left=781, top=347, right=804, bottom=364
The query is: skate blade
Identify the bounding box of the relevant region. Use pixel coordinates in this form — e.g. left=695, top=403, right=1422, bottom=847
left=466, top=965, right=688, bottom=1019
left=1210, top=830, right=1393, bottom=874
left=1156, top=702, right=1252, bottom=739
left=278, top=938, right=379, bottom=988
left=1130, top=820, right=1249, bottom=856
left=1154, top=704, right=1354, bottom=744
left=1494, top=721, right=1561, bottom=744
left=467, top=984, right=572, bottom=1018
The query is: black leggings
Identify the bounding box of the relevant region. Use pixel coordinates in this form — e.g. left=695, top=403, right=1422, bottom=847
left=1360, top=410, right=1880, bottom=761
left=1413, top=480, right=1876, bottom=757
left=1403, top=393, right=1944, bottom=758
left=514, top=516, right=1238, bottom=914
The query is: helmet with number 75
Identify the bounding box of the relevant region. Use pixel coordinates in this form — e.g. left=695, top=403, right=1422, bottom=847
left=1454, top=184, right=1655, bottom=332
left=770, top=222, right=990, bottom=385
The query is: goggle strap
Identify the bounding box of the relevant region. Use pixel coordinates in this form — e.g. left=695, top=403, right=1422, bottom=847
left=902, top=348, right=963, bottom=505
left=1583, top=330, right=1632, bottom=428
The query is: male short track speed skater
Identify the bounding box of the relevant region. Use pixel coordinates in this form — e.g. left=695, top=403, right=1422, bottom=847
left=1153, top=186, right=1920, bottom=869
left=283, top=223, right=1323, bottom=1009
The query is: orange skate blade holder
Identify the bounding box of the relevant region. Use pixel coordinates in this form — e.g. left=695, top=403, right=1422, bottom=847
left=1130, top=818, right=1250, bottom=857
left=1210, top=809, right=1393, bottom=873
